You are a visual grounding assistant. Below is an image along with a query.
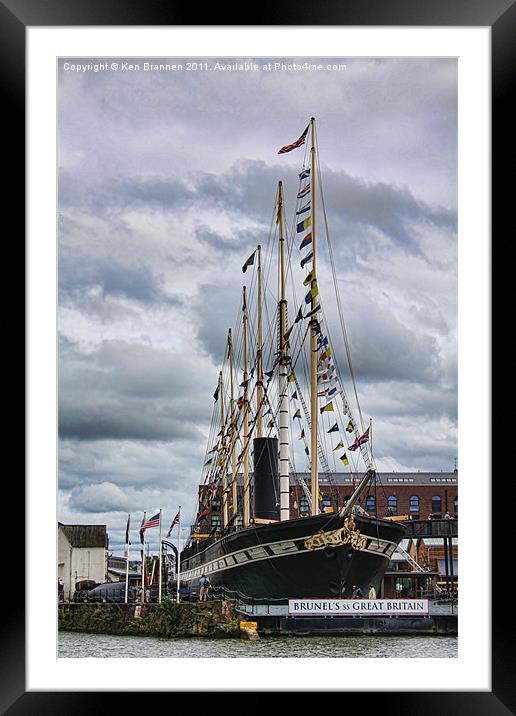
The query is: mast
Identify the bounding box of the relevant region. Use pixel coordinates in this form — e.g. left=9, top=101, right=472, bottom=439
left=309, top=117, right=319, bottom=515
left=256, top=245, right=263, bottom=438
left=219, top=370, right=228, bottom=529
left=228, top=328, right=238, bottom=524
left=278, top=182, right=290, bottom=521
left=242, top=286, right=251, bottom=528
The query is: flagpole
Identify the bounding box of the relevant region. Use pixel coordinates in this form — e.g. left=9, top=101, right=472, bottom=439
left=278, top=181, right=290, bottom=521
left=124, top=513, right=130, bottom=603
left=309, top=117, right=319, bottom=515
left=176, top=505, right=182, bottom=604
left=140, top=511, right=146, bottom=604
left=158, top=508, right=163, bottom=603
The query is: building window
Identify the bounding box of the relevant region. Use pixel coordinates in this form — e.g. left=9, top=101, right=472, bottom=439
left=211, top=498, right=221, bottom=511
left=365, top=495, right=376, bottom=514
left=431, top=495, right=442, bottom=515
left=211, top=515, right=221, bottom=530
left=454, top=496, right=458, bottom=515
left=300, top=496, right=309, bottom=514
left=410, top=495, right=420, bottom=513
left=387, top=495, right=397, bottom=515
left=322, top=495, right=332, bottom=510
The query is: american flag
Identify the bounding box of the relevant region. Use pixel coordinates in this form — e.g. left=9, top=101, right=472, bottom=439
left=166, top=510, right=180, bottom=538
left=278, top=124, right=309, bottom=154
left=140, top=512, right=160, bottom=532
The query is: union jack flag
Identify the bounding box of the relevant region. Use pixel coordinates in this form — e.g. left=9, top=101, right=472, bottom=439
left=348, top=427, right=370, bottom=451
left=165, top=510, right=180, bottom=538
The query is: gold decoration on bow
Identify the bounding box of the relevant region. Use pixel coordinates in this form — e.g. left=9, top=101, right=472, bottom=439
left=304, top=516, right=367, bottom=551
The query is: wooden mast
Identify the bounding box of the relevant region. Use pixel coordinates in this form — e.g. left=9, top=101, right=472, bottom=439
left=242, top=286, right=251, bottom=528
left=309, top=117, right=319, bottom=516
left=228, top=328, right=238, bottom=523
left=278, top=182, right=290, bottom=521
left=256, top=245, right=263, bottom=438
left=219, top=370, right=228, bottom=529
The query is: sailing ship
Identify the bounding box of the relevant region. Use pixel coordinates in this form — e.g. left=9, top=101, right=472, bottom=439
left=180, top=118, right=406, bottom=603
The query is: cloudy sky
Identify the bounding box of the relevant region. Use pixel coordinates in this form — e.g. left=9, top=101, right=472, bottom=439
left=58, top=57, right=457, bottom=555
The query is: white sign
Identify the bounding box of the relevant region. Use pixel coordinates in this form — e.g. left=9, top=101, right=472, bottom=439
left=288, top=599, right=429, bottom=615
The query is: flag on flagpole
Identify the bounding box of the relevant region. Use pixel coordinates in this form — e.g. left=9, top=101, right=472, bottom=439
left=299, top=168, right=310, bottom=180
left=139, top=513, right=146, bottom=544
left=242, top=250, right=256, bottom=273
left=340, top=453, right=349, bottom=465
left=297, top=184, right=311, bottom=198
left=348, top=427, right=370, bottom=451
left=125, top=514, right=131, bottom=545
left=293, top=409, right=301, bottom=419
left=320, top=402, right=334, bottom=414
left=327, top=423, right=339, bottom=433
left=299, top=428, right=305, bottom=439
left=297, top=217, right=311, bottom=233
left=291, top=391, right=298, bottom=400
left=166, top=510, right=181, bottom=538
left=346, top=420, right=354, bottom=433
left=300, top=251, right=313, bottom=269
left=140, top=512, right=160, bottom=532
left=278, top=124, right=309, bottom=154
left=213, top=384, right=220, bottom=401
left=300, top=233, right=313, bottom=250
left=333, top=441, right=344, bottom=450
left=296, top=202, right=310, bottom=216
left=294, top=306, right=304, bottom=323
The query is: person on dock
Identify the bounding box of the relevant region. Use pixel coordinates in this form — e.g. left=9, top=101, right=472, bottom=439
left=368, top=585, right=377, bottom=599
left=352, top=584, right=363, bottom=599
left=199, top=575, right=210, bottom=602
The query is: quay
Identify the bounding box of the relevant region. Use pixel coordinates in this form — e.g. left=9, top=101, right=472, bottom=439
left=59, top=600, right=457, bottom=639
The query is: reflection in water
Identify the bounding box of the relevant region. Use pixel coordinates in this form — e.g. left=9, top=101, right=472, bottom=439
left=58, top=631, right=457, bottom=659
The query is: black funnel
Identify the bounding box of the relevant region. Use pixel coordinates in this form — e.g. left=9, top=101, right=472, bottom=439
left=253, top=437, right=279, bottom=520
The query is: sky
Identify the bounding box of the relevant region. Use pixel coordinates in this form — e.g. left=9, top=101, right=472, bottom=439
left=57, top=57, right=457, bottom=555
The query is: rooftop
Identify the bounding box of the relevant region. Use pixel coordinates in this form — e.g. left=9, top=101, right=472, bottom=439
left=58, top=523, right=107, bottom=548
left=201, top=471, right=458, bottom=488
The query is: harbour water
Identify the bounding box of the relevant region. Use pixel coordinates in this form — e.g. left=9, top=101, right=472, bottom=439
left=59, top=631, right=457, bottom=658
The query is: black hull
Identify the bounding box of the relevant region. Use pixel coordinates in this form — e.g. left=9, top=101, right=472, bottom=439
left=181, top=512, right=406, bottom=603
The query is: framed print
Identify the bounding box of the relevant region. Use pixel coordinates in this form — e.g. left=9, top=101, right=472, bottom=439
left=8, top=0, right=513, bottom=711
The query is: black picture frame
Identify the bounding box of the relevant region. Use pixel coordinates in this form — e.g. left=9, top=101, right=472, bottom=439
left=9, top=0, right=511, bottom=711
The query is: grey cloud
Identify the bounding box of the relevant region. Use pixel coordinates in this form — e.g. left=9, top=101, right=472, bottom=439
left=59, top=244, right=175, bottom=306
left=59, top=339, right=213, bottom=441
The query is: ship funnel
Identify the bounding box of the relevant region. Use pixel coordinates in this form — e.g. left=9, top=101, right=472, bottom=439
left=253, top=437, right=279, bottom=520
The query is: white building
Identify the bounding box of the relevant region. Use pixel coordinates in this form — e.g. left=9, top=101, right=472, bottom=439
left=58, top=523, right=107, bottom=600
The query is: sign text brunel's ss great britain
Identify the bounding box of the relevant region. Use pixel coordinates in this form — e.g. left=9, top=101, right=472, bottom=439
left=288, top=600, right=429, bottom=615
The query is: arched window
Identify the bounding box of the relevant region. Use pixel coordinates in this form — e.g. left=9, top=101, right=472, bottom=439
left=431, top=495, right=442, bottom=515
left=365, top=495, right=376, bottom=514
left=387, top=495, right=397, bottom=514
left=300, top=496, right=309, bottom=514
left=454, top=496, right=458, bottom=515
left=410, top=495, right=420, bottom=513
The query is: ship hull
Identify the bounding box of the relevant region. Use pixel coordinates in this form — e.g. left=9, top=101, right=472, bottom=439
left=180, top=512, right=405, bottom=603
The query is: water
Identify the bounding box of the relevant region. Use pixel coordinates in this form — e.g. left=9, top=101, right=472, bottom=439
left=58, top=631, right=457, bottom=658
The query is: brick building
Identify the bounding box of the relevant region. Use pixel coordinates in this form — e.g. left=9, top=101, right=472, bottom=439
left=197, top=470, right=458, bottom=532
